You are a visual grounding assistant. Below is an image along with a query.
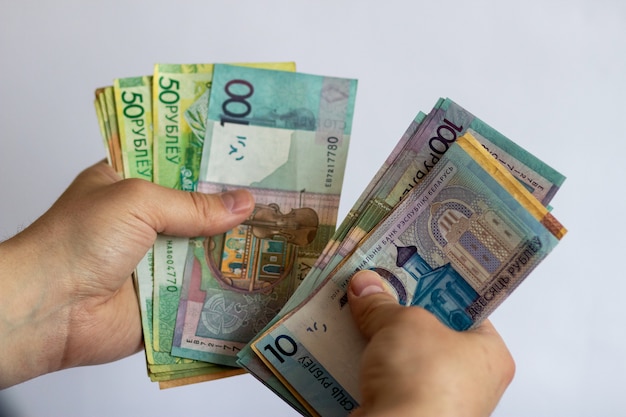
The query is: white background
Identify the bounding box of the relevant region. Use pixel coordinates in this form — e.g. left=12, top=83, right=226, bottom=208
left=1, top=1, right=625, bottom=416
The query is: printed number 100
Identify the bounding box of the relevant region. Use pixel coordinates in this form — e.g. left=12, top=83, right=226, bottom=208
left=220, top=79, right=253, bottom=126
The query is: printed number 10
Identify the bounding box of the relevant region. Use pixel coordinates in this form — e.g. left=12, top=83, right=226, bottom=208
left=263, top=334, right=298, bottom=364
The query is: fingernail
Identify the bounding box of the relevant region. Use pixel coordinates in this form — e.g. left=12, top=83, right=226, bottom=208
left=220, top=190, right=253, bottom=214
left=350, top=270, right=386, bottom=297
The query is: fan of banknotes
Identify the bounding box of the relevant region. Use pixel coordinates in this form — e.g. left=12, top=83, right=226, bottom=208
left=95, top=63, right=566, bottom=414
left=95, top=62, right=359, bottom=388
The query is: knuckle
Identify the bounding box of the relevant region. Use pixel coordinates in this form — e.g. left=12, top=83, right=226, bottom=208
left=113, top=178, right=151, bottom=198
left=187, top=192, right=215, bottom=221
left=357, top=297, right=404, bottom=337
left=503, top=350, right=516, bottom=385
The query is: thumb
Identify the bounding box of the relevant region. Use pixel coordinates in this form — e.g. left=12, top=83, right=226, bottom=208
left=347, top=269, right=403, bottom=340
left=129, top=184, right=256, bottom=237
left=61, top=161, right=256, bottom=238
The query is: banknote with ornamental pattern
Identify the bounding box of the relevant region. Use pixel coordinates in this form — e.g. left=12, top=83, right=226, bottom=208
left=171, top=64, right=358, bottom=367
left=103, top=74, right=243, bottom=385
left=151, top=62, right=296, bottom=356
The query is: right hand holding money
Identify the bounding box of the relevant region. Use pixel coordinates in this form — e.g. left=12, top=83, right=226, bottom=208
left=347, top=269, right=515, bottom=417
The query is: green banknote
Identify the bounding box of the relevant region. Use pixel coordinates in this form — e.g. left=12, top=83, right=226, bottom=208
left=103, top=87, right=123, bottom=176
left=113, top=76, right=157, bottom=376
left=94, top=88, right=123, bottom=175
left=114, top=76, right=153, bottom=181
left=111, top=75, right=232, bottom=383
left=171, top=64, right=358, bottom=367
left=150, top=62, right=296, bottom=355
left=151, top=63, right=215, bottom=354
left=96, top=73, right=255, bottom=385
left=94, top=91, right=112, bottom=167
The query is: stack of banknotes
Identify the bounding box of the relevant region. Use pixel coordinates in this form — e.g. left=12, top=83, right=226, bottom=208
left=95, top=63, right=567, bottom=413
left=235, top=98, right=567, bottom=416
left=94, top=62, right=359, bottom=388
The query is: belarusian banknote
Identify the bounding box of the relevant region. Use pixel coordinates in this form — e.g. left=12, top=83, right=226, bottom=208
left=151, top=63, right=218, bottom=353
left=151, top=62, right=296, bottom=354
left=114, top=76, right=153, bottom=181
left=94, top=88, right=123, bottom=175
left=94, top=91, right=112, bottom=167
left=111, top=75, right=232, bottom=383
left=171, top=64, right=358, bottom=366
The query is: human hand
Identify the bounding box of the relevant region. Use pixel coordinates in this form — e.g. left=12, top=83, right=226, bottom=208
left=0, top=161, right=254, bottom=388
left=347, top=269, right=515, bottom=417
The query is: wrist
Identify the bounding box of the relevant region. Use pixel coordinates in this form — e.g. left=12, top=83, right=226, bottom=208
left=0, top=228, right=72, bottom=388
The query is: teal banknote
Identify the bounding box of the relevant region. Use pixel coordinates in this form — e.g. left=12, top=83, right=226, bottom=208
left=251, top=134, right=566, bottom=417
left=171, top=65, right=358, bottom=367
left=151, top=63, right=296, bottom=355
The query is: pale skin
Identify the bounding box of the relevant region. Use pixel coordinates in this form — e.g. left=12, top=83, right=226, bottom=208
left=0, top=161, right=515, bottom=417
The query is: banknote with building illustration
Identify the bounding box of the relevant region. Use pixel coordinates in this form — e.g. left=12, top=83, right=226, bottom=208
left=170, top=64, right=358, bottom=367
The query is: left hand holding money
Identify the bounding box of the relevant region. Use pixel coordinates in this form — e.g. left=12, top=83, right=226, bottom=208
left=0, top=161, right=254, bottom=389
left=347, top=269, right=515, bottom=417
